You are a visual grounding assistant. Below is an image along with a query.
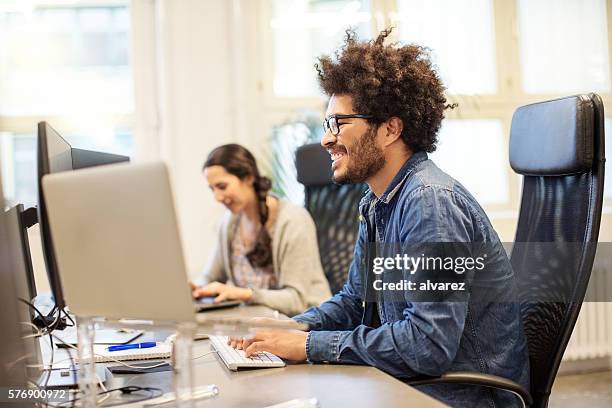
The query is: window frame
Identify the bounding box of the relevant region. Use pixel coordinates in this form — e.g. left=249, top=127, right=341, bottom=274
left=252, top=0, right=612, bottom=217
left=0, top=0, right=146, bottom=208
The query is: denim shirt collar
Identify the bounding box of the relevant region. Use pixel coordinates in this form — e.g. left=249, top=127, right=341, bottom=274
left=358, top=151, right=428, bottom=214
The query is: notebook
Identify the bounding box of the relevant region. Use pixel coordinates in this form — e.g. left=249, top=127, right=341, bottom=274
left=84, top=343, right=172, bottom=363
left=54, top=329, right=144, bottom=347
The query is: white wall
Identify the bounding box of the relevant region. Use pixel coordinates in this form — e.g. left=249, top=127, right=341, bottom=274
left=133, top=0, right=235, bottom=279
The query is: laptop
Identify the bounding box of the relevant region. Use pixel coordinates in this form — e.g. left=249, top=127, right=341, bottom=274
left=194, top=297, right=241, bottom=312
left=42, top=161, right=303, bottom=335
left=42, top=161, right=210, bottom=323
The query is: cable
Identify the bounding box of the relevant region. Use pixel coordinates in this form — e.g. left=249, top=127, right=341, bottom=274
left=23, top=325, right=112, bottom=408
left=50, top=385, right=164, bottom=408
left=17, top=299, right=87, bottom=407
left=18, top=298, right=57, bottom=408
left=193, top=350, right=218, bottom=360
left=19, top=302, right=104, bottom=407
left=100, top=386, right=163, bottom=407
left=46, top=310, right=62, bottom=332
left=33, top=305, right=58, bottom=331
left=19, top=301, right=215, bottom=406
left=62, top=310, right=75, bottom=327
left=32, top=304, right=74, bottom=332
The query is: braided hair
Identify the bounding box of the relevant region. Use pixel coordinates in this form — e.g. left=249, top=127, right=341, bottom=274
left=203, top=144, right=273, bottom=268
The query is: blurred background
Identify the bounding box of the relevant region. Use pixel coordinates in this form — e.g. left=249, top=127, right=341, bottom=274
left=0, top=0, right=611, bottom=400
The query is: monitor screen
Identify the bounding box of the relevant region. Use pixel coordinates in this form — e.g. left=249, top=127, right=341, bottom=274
left=37, top=121, right=72, bottom=310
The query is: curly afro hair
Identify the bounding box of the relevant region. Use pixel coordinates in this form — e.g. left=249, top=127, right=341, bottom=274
left=316, top=28, right=452, bottom=153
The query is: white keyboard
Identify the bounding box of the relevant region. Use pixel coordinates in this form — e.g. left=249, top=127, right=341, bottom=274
left=209, top=335, right=285, bottom=371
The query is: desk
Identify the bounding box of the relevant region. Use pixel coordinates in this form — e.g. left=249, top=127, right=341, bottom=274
left=111, top=352, right=447, bottom=407
left=47, top=305, right=447, bottom=407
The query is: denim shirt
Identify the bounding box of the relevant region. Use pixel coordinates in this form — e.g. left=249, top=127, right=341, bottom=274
left=293, top=152, right=530, bottom=407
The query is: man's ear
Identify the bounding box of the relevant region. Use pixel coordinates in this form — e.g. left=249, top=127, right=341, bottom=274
left=381, top=117, right=404, bottom=147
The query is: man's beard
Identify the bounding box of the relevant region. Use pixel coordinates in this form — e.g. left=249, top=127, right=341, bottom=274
left=333, top=125, right=385, bottom=185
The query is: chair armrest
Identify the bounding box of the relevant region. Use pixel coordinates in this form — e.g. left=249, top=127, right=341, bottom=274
left=406, top=371, right=533, bottom=407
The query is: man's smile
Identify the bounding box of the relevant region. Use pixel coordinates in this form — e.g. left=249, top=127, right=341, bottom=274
left=328, top=148, right=347, bottom=168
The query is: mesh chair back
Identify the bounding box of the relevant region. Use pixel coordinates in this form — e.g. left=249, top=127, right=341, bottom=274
left=295, top=143, right=367, bottom=293
left=509, top=94, right=605, bottom=408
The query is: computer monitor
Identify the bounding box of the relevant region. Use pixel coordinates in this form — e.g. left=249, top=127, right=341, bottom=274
left=71, top=147, right=129, bottom=170
left=3, top=205, right=42, bottom=376
left=0, top=167, right=28, bottom=388
left=37, top=121, right=129, bottom=311
left=37, top=122, right=73, bottom=310
left=5, top=205, right=37, bottom=300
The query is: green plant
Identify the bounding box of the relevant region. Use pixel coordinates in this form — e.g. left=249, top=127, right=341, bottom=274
left=267, top=110, right=323, bottom=205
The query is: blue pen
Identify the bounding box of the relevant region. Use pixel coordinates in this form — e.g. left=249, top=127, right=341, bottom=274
left=107, top=342, right=157, bottom=352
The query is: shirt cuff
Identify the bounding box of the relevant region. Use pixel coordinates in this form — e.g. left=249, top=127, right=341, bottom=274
left=305, top=330, right=344, bottom=363
left=292, top=308, right=324, bottom=331
left=292, top=316, right=314, bottom=331
left=248, top=287, right=262, bottom=304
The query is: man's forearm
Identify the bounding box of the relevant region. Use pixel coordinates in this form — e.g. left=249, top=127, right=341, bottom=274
left=304, top=326, right=426, bottom=378
left=304, top=304, right=467, bottom=379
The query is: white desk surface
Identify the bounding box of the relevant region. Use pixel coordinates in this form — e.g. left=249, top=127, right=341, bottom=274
left=43, top=305, right=448, bottom=407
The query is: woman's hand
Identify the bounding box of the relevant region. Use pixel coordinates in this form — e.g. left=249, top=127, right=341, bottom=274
left=192, top=281, right=253, bottom=302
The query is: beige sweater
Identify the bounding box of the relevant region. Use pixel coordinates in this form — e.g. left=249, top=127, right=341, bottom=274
left=198, top=199, right=332, bottom=316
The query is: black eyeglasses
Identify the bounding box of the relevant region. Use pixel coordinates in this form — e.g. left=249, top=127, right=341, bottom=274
left=323, top=114, right=373, bottom=136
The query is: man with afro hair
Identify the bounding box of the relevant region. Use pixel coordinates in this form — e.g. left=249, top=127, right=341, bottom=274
left=232, top=29, right=529, bottom=408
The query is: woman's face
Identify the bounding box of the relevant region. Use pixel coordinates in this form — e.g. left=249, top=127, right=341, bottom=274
left=204, top=165, right=255, bottom=214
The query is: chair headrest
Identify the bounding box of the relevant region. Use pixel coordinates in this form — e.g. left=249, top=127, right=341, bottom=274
left=510, top=95, right=595, bottom=176
left=295, top=143, right=333, bottom=186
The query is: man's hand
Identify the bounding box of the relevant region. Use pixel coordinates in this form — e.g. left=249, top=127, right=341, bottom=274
left=191, top=281, right=253, bottom=302
left=230, top=329, right=308, bottom=361
left=228, top=317, right=306, bottom=348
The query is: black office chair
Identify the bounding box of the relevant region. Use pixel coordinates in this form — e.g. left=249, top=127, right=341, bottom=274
left=407, top=93, right=605, bottom=408
left=295, top=143, right=368, bottom=294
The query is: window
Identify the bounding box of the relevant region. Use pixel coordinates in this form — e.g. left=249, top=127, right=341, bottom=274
left=270, top=0, right=372, bottom=97
left=430, top=120, right=508, bottom=205
left=0, top=5, right=132, bottom=115
left=0, top=2, right=134, bottom=208
left=0, top=133, right=37, bottom=208
left=0, top=129, right=133, bottom=209
left=394, top=0, right=497, bottom=95
left=260, top=0, right=611, bottom=215
left=518, top=0, right=610, bottom=94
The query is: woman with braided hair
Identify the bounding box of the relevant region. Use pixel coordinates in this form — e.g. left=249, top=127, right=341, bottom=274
left=191, top=144, right=331, bottom=316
